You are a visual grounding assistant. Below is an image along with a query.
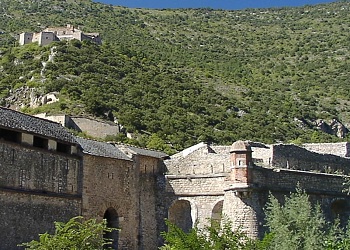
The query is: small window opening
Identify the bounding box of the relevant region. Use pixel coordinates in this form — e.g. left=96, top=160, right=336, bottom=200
left=57, top=142, right=71, bottom=154
left=33, top=136, right=48, bottom=149
left=0, top=128, right=21, bottom=143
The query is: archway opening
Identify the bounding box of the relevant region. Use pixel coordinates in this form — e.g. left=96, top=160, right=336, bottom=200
left=168, top=200, right=192, bottom=233
left=103, top=208, right=119, bottom=249
left=211, top=200, right=224, bottom=228
left=331, top=199, right=349, bottom=228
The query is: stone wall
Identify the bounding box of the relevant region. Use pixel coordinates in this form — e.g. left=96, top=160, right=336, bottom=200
left=0, top=191, right=81, bottom=250
left=303, top=142, right=350, bottom=158
left=271, top=144, right=350, bottom=174
left=70, top=116, right=120, bottom=139
left=0, top=141, right=82, bottom=249
left=0, top=141, right=82, bottom=195
left=165, top=174, right=228, bottom=229
left=251, top=166, right=345, bottom=195
left=82, top=154, right=138, bottom=250
left=165, top=145, right=230, bottom=175
left=137, top=155, right=164, bottom=250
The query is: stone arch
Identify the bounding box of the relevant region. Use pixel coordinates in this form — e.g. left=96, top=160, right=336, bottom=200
left=103, top=207, right=119, bottom=249
left=211, top=199, right=224, bottom=227
left=331, top=199, right=349, bottom=227
left=168, top=198, right=197, bottom=233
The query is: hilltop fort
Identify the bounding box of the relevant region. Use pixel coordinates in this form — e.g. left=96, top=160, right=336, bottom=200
left=19, top=24, right=101, bottom=46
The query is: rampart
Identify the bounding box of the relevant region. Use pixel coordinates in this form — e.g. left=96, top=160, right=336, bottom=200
left=35, top=113, right=120, bottom=139
left=303, top=142, right=350, bottom=157
left=0, top=141, right=82, bottom=249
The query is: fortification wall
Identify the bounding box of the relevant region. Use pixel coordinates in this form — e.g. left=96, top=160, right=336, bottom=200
left=251, top=166, right=344, bottom=194
left=70, top=116, right=120, bottom=139
left=165, top=149, right=230, bottom=175
left=0, top=141, right=82, bottom=195
left=165, top=174, right=227, bottom=229
left=251, top=144, right=273, bottom=166
left=137, top=155, right=164, bottom=250
left=166, top=174, right=227, bottom=195
left=82, top=155, right=137, bottom=250
left=303, top=142, right=350, bottom=157
left=271, top=144, right=350, bottom=174
left=34, top=113, right=68, bottom=126
left=0, top=191, right=80, bottom=250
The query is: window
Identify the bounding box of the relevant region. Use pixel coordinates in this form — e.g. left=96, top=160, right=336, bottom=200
left=57, top=142, right=71, bottom=154
left=0, top=128, right=21, bottom=143
left=33, top=136, right=48, bottom=149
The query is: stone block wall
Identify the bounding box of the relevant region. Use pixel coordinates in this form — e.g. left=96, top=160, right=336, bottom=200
left=165, top=174, right=228, bottom=229
left=138, top=155, right=164, bottom=250
left=81, top=155, right=138, bottom=250
left=165, top=146, right=230, bottom=175
left=251, top=166, right=345, bottom=195
left=303, top=142, right=350, bottom=157
left=0, top=141, right=82, bottom=195
left=271, top=144, right=350, bottom=174
left=0, top=191, right=81, bottom=250
left=70, top=117, right=120, bottom=139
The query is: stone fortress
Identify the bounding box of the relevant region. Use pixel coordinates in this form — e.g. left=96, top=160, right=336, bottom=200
left=0, top=106, right=349, bottom=249
left=19, top=24, right=101, bottom=46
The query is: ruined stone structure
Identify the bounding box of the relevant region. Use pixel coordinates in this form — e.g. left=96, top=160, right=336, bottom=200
left=19, top=24, right=101, bottom=46
left=1, top=106, right=350, bottom=249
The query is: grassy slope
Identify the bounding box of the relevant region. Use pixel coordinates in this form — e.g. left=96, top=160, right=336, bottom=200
left=0, top=0, right=350, bottom=150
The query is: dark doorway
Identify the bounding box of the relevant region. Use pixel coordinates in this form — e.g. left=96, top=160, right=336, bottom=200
left=103, top=208, right=119, bottom=249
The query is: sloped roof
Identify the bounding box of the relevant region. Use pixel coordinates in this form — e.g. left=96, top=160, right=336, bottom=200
left=115, top=144, right=168, bottom=159
left=75, top=137, right=131, bottom=161
left=0, top=107, right=76, bottom=143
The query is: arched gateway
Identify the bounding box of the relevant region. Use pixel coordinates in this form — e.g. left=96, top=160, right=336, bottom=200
left=103, top=208, right=119, bottom=249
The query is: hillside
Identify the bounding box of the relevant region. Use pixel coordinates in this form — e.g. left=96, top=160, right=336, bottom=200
left=0, top=0, right=350, bottom=152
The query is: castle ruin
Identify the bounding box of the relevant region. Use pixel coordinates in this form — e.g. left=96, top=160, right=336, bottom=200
left=19, top=24, right=101, bottom=46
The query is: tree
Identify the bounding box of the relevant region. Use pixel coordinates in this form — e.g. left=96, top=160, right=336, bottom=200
left=264, top=188, right=350, bottom=250
left=19, top=216, right=117, bottom=250
left=160, top=218, right=261, bottom=250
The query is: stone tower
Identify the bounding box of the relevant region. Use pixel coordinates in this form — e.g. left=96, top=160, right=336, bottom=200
left=222, top=140, right=263, bottom=238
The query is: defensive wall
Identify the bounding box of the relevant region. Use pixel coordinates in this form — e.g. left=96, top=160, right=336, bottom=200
left=35, top=113, right=120, bottom=139
left=0, top=107, right=168, bottom=250
left=0, top=108, right=83, bottom=249
left=2, top=106, right=350, bottom=248
left=165, top=141, right=350, bottom=238
left=303, top=142, right=350, bottom=157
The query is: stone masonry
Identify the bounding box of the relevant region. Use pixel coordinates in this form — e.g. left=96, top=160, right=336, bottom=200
left=1, top=106, right=350, bottom=249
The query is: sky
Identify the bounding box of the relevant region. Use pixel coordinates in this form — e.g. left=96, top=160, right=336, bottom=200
left=93, top=0, right=338, bottom=10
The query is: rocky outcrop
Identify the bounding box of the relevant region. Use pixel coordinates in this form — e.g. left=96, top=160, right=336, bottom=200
left=315, top=118, right=348, bottom=138
left=294, top=117, right=349, bottom=139
left=1, top=86, right=59, bottom=110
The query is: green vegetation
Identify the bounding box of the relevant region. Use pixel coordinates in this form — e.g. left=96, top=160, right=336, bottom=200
left=1, top=0, right=350, bottom=150
left=19, top=216, right=116, bottom=249
left=161, top=189, right=350, bottom=250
